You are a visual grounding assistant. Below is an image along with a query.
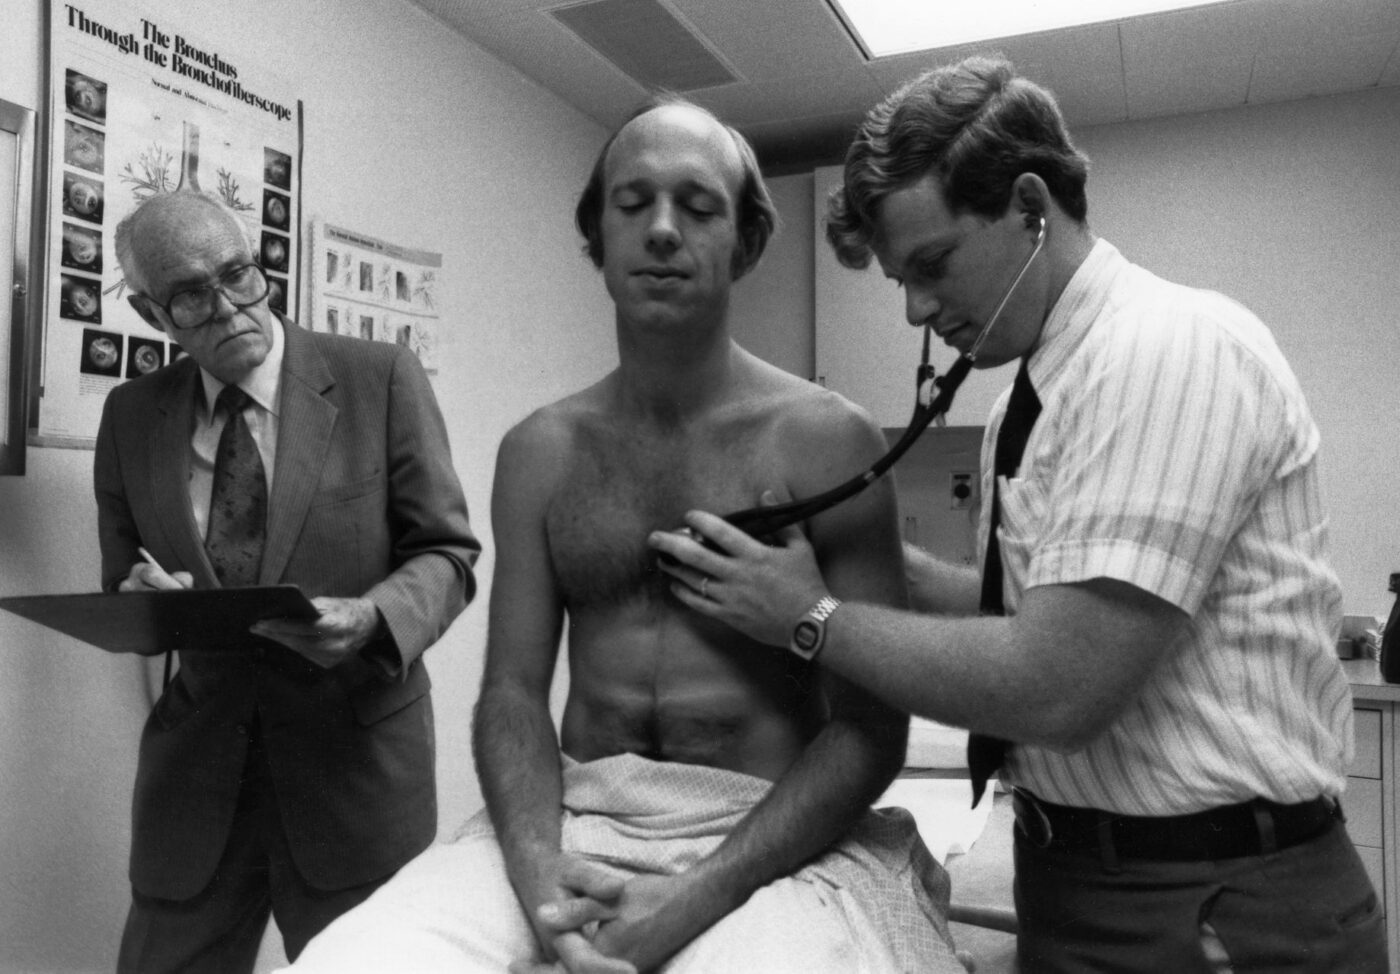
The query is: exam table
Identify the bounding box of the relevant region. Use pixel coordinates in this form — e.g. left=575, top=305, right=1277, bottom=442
left=945, top=790, right=1017, bottom=971
left=881, top=719, right=1018, bottom=973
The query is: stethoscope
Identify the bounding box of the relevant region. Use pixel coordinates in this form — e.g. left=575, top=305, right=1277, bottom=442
left=717, top=213, right=1047, bottom=541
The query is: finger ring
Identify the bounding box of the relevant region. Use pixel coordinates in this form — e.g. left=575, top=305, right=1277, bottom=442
left=700, top=576, right=709, bottom=600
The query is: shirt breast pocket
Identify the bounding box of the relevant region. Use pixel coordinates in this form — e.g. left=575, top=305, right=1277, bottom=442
left=996, top=474, right=1045, bottom=588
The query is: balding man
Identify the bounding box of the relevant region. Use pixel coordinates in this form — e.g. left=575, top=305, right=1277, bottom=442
left=96, top=190, right=479, bottom=973
left=286, top=97, right=964, bottom=974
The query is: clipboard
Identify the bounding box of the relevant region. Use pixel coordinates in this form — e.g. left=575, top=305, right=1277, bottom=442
left=0, top=585, right=320, bottom=655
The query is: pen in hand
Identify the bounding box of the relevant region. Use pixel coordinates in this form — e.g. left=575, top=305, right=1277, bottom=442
left=133, top=546, right=193, bottom=591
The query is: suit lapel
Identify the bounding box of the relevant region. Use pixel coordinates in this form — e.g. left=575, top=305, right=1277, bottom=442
left=151, top=360, right=220, bottom=588
left=261, top=318, right=336, bottom=585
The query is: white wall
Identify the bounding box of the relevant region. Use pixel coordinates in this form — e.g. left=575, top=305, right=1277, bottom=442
left=729, top=171, right=815, bottom=379
left=1074, top=87, right=1400, bottom=618
left=0, top=0, right=616, bottom=970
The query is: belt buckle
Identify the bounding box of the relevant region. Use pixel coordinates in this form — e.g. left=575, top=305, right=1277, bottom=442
left=1013, top=788, right=1055, bottom=849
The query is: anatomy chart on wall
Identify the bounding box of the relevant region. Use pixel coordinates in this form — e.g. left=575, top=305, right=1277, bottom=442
left=309, top=221, right=442, bottom=375
left=36, top=0, right=302, bottom=445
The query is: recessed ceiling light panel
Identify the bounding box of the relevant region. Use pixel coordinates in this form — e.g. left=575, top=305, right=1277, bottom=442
left=828, top=0, right=1242, bottom=59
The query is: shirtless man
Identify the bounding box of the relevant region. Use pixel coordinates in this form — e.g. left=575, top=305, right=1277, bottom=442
left=287, top=97, right=962, bottom=974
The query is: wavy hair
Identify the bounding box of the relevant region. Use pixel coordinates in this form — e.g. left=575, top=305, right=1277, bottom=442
left=827, top=56, right=1089, bottom=269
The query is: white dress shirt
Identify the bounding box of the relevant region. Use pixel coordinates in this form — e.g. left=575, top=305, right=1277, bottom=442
left=987, top=240, right=1350, bottom=814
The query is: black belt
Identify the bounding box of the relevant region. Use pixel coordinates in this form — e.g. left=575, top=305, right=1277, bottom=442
left=1012, top=788, right=1340, bottom=862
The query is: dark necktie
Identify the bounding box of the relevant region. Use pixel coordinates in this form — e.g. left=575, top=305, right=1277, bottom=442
left=205, top=385, right=267, bottom=588
left=968, top=360, right=1041, bottom=807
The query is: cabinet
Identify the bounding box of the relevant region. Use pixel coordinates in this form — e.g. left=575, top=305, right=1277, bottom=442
left=812, top=165, right=1015, bottom=428
left=1347, top=707, right=1386, bottom=905
left=1342, top=660, right=1400, bottom=961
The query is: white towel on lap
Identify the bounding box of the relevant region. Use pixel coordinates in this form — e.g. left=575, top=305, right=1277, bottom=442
left=286, top=753, right=965, bottom=973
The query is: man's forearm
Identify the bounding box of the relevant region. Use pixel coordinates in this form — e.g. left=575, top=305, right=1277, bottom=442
left=817, top=580, right=1190, bottom=749
left=366, top=550, right=473, bottom=667
left=641, top=713, right=904, bottom=944
left=376, top=346, right=481, bottom=662
left=708, top=714, right=901, bottom=888
left=473, top=683, right=566, bottom=892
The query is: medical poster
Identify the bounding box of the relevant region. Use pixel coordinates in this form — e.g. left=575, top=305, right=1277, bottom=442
left=35, top=0, right=302, bottom=445
left=308, top=221, right=441, bottom=375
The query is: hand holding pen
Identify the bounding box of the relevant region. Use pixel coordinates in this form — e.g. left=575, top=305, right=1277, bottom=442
left=118, top=546, right=194, bottom=592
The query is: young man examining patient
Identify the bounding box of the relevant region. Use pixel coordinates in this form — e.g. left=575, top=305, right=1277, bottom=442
left=652, top=56, right=1388, bottom=973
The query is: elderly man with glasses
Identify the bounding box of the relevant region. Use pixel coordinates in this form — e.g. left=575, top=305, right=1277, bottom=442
left=95, top=190, right=481, bottom=974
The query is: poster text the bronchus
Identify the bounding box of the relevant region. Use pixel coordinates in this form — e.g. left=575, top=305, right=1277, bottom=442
left=63, top=5, right=293, bottom=121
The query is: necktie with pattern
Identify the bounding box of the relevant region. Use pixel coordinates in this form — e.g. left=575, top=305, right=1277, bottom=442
left=967, top=359, right=1041, bottom=807
left=205, top=385, right=267, bottom=588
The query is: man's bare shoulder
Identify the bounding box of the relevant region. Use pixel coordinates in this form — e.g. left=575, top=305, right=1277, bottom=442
left=741, top=354, right=885, bottom=457
left=501, top=377, right=613, bottom=454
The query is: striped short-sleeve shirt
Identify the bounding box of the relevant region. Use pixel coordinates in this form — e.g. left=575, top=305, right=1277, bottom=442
left=990, top=240, right=1351, bottom=815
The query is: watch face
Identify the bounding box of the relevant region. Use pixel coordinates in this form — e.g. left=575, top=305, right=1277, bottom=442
left=793, top=620, right=821, bottom=654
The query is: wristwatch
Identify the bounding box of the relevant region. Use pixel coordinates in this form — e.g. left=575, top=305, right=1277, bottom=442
left=789, top=596, right=842, bottom=661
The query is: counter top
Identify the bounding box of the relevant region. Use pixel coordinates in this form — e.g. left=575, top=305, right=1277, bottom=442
left=1344, top=658, right=1400, bottom=703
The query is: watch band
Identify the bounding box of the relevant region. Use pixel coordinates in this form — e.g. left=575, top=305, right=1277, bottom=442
left=789, top=595, right=841, bottom=661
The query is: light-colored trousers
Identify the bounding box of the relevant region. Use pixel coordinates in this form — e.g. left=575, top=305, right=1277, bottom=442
left=285, top=753, right=965, bottom=973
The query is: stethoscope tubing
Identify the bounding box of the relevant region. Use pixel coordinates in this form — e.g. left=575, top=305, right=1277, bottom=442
left=721, top=217, right=1047, bottom=541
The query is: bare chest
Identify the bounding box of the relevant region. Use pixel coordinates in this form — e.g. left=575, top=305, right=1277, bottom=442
left=545, top=419, right=781, bottom=609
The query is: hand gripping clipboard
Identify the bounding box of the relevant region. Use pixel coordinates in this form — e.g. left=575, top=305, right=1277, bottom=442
left=0, top=585, right=320, bottom=656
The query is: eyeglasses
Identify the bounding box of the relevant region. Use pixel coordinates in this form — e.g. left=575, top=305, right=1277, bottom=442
left=148, top=263, right=270, bottom=330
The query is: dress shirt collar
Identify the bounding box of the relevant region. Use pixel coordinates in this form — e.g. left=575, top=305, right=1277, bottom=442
left=1025, top=238, right=1126, bottom=391
left=196, top=314, right=285, bottom=421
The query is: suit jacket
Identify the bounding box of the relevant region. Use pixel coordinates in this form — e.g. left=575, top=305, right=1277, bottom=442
left=94, top=317, right=479, bottom=900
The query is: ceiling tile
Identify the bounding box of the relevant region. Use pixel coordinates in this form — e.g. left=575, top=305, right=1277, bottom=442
left=465, top=8, right=651, bottom=125
left=862, top=42, right=987, bottom=92
left=996, top=26, right=1128, bottom=127
left=859, top=25, right=1127, bottom=128
left=672, top=0, right=869, bottom=82
left=551, top=0, right=740, bottom=92
left=1381, top=44, right=1400, bottom=86
left=1250, top=0, right=1400, bottom=104
left=411, top=0, right=561, bottom=33
left=1255, top=0, right=1400, bottom=48
left=406, top=0, right=1400, bottom=171
left=411, top=0, right=524, bottom=25
left=740, top=109, right=868, bottom=172
left=1251, top=38, right=1398, bottom=105
left=1121, top=4, right=1258, bottom=120
left=694, top=69, right=886, bottom=126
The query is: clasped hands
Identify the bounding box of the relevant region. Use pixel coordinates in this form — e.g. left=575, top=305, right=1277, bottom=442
left=646, top=491, right=831, bottom=650
left=121, top=557, right=380, bottom=668
left=517, top=853, right=712, bottom=974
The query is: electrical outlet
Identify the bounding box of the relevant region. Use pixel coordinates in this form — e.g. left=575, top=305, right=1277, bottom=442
left=949, top=471, right=975, bottom=510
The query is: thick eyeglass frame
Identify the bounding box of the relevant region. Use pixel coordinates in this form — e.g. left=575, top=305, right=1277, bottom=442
left=144, top=262, right=270, bottom=331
